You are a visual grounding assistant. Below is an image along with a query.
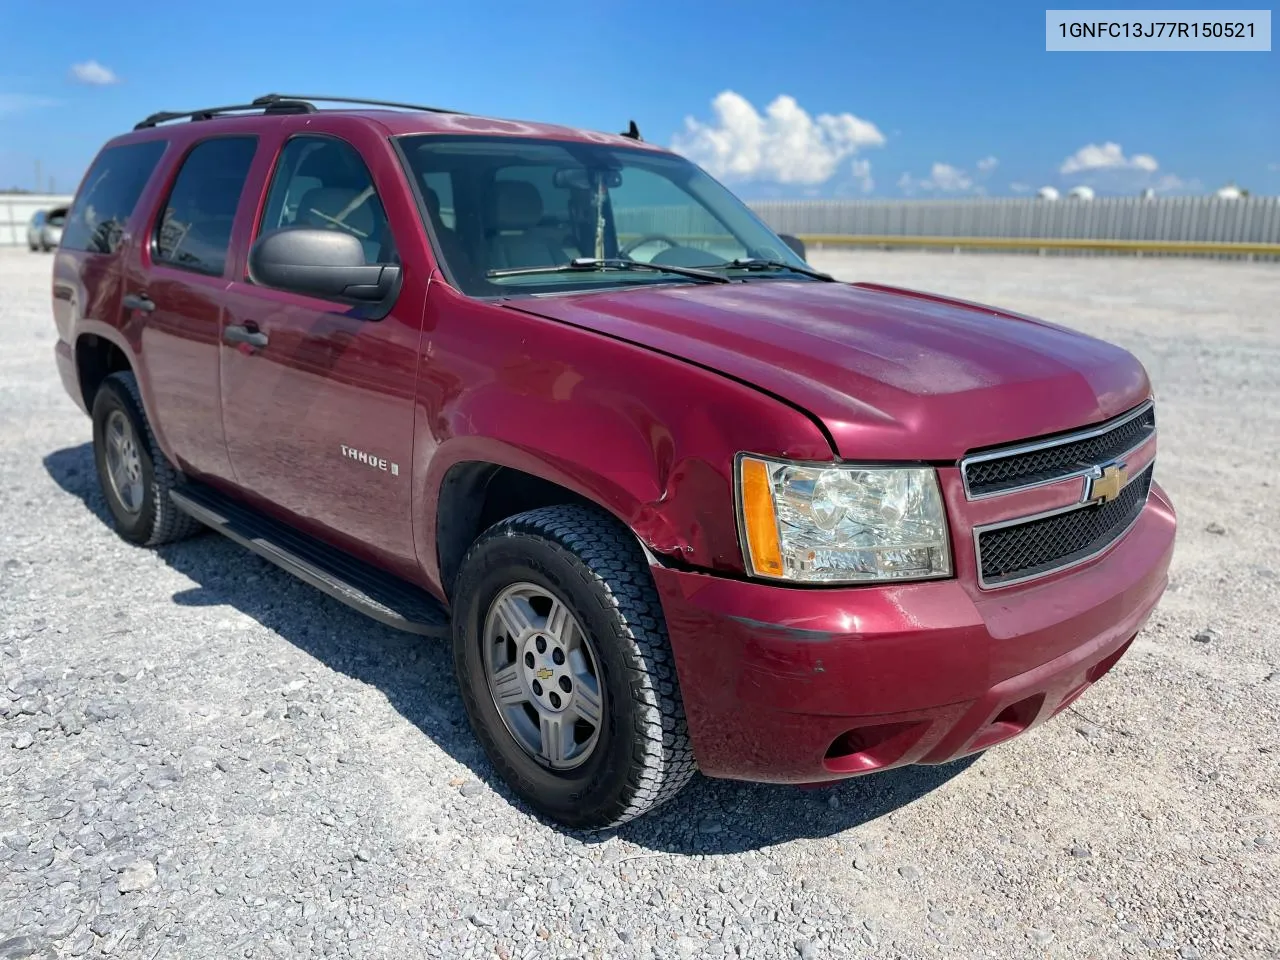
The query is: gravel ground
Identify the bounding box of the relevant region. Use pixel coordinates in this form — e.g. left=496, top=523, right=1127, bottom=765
left=1, top=246, right=1277, bottom=960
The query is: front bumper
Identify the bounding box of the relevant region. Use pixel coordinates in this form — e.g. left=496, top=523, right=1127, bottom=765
left=651, top=482, right=1176, bottom=783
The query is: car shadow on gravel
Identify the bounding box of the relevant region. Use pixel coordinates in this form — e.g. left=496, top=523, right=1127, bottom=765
left=45, top=442, right=979, bottom=854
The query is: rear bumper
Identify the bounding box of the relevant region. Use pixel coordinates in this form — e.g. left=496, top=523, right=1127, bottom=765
left=55, top=339, right=86, bottom=414
left=652, top=482, right=1176, bottom=782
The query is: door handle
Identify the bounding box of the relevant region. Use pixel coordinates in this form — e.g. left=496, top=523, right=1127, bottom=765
left=224, top=324, right=269, bottom=349
left=122, top=293, right=156, bottom=313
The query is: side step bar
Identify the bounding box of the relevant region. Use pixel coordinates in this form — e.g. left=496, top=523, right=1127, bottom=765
left=170, top=484, right=450, bottom=637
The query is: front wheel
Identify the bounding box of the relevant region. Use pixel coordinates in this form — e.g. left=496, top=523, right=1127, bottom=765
left=452, top=505, right=696, bottom=828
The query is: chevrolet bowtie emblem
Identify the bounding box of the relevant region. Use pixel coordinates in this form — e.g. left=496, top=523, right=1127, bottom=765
left=1086, top=462, right=1128, bottom=504
left=536, top=667, right=554, bottom=681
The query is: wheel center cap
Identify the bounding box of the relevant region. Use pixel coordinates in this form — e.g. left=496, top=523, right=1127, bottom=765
left=520, top=633, right=571, bottom=712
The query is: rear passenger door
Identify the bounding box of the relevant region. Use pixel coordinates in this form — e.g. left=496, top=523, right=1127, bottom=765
left=128, top=136, right=258, bottom=482
left=218, top=133, right=425, bottom=579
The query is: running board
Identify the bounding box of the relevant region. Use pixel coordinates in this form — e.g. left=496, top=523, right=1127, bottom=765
left=169, top=484, right=450, bottom=637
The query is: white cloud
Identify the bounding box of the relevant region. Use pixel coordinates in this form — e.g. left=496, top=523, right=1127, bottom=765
left=1010, top=182, right=1031, bottom=193
left=1269, top=162, right=1280, bottom=172
left=977, top=155, right=999, bottom=173
left=1060, top=142, right=1158, bottom=175
left=899, top=162, right=974, bottom=194
left=70, top=61, right=120, bottom=85
left=672, top=91, right=885, bottom=186
left=0, top=93, right=58, bottom=115
left=927, top=163, right=972, bottom=191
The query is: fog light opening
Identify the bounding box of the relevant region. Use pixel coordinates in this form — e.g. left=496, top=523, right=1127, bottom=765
left=823, top=720, right=927, bottom=775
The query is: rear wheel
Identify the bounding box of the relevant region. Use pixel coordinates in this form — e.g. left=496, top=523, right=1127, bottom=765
left=91, top=371, right=201, bottom=546
left=452, top=505, right=696, bottom=828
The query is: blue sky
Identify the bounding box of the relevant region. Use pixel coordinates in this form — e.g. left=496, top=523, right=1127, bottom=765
left=1, top=0, right=1275, bottom=198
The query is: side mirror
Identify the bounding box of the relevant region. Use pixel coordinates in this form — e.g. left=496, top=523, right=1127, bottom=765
left=249, top=228, right=400, bottom=304
left=779, top=234, right=806, bottom=260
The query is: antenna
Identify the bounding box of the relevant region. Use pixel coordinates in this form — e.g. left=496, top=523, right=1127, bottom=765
left=621, top=120, right=642, bottom=141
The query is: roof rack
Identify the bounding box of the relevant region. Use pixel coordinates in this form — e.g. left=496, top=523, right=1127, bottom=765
left=133, top=93, right=466, bottom=130
left=252, top=93, right=465, bottom=115
left=134, top=98, right=315, bottom=130
left=133, top=94, right=637, bottom=141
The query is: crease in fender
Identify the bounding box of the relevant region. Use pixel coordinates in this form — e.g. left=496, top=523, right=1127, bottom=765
left=726, top=615, right=838, bottom=643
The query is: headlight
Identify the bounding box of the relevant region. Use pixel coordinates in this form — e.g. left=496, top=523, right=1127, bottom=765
left=736, top=455, right=952, bottom=583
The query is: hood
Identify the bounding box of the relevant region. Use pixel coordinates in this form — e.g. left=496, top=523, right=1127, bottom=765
left=505, top=279, right=1151, bottom=461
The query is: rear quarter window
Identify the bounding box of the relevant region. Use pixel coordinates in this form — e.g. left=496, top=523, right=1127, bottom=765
left=62, top=140, right=168, bottom=255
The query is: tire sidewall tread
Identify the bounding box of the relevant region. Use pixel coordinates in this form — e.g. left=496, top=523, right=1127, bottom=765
left=91, top=371, right=201, bottom=547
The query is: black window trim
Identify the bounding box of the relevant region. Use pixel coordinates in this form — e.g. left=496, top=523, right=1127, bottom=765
left=150, top=133, right=260, bottom=279
left=390, top=135, right=461, bottom=292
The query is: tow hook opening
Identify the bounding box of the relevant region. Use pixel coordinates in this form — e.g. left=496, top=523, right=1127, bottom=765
left=971, top=693, right=1046, bottom=751
left=1087, top=633, right=1136, bottom=684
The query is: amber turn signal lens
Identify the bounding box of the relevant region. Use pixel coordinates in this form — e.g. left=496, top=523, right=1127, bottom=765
left=739, top=457, right=784, bottom=577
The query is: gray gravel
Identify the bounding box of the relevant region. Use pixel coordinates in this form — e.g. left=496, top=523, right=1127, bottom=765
left=2, top=246, right=1278, bottom=958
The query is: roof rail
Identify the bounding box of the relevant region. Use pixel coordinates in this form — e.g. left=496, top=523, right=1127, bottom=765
left=133, top=92, right=466, bottom=131
left=252, top=93, right=465, bottom=116
left=133, top=98, right=314, bottom=130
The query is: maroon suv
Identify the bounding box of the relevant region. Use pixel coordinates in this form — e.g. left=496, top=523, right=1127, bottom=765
left=51, top=94, right=1176, bottom=828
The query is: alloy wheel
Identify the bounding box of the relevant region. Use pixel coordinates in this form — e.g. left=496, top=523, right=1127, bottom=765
left=103, top=410, right=144, bottom=515
left=482, top=582, right=605, bottom=770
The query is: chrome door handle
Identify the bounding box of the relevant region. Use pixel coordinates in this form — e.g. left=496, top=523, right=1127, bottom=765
left=122, top=293, right=155, bottom=313
left=224, top=324, right=269, bottom=348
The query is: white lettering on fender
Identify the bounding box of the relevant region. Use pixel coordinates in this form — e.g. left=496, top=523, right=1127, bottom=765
left=340, top=444, right=399, bottom=477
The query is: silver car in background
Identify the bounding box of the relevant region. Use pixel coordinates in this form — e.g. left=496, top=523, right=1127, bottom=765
left=26, top=207, right=68, bottom=252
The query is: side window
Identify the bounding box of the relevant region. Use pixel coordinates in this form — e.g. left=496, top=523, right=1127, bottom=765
left=153, top=137, right=257, bottom=276
left=62, top=140, right=167, bottom=255
left=258, top=136, right=395, bottom=266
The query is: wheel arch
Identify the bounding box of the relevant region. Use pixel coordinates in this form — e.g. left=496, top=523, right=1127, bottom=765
left=74, top=329, right=134, bottom=412
left=432, top=452, right=664, bottom=600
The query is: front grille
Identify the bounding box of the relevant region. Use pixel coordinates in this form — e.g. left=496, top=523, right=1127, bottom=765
left=976, top=464, right=1153, bottom=588
left=963, top=403, right=1155, bottom=498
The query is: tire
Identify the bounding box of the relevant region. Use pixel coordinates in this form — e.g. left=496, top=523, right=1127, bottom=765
left=452, top=505, right=696, bottom=828
left=91, top=371, right=202, bottom=547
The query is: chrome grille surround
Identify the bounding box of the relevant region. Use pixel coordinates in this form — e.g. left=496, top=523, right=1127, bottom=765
left=961, top=400, right=1156, bottom=500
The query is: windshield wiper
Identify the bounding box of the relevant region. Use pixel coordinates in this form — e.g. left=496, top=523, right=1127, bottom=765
left=487, top=257, right=730, bottom=284
left=721, top=258, right=835, bottom=281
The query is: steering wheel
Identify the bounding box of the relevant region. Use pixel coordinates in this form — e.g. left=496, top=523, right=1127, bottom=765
left=620, top=234, right=682, bottom=259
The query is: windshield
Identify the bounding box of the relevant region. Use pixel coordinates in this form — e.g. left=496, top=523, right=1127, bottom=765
left=397, top=135, right=808, bottom=297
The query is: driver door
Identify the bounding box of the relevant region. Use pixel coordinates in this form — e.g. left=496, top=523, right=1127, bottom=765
left=218, top=132, right=426, bottom=579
